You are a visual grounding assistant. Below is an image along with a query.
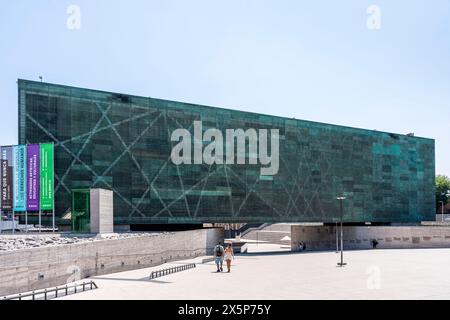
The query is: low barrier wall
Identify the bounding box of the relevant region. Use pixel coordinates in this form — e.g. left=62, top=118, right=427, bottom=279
left=0, top=228, right=223, bottom=296
left=291, top=225, right=450, bottom=251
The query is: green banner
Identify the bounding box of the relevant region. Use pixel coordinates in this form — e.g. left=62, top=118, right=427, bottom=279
left=40, top=143, right=54, bottom=211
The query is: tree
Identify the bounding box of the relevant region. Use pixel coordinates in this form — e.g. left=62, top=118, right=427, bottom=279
left=436, top=175, right=450, bottom=213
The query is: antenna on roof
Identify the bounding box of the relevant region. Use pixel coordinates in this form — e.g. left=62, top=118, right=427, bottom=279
left=39, top=76, right=43, bottom=82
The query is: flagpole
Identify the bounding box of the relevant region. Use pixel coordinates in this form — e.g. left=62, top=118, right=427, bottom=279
left=52, top=142, right=55, bottom=233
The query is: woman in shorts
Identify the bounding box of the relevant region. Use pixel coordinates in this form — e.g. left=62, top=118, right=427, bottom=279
left=224, top=244, right=234, bottom=273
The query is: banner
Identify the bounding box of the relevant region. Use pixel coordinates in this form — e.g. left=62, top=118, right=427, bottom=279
left=1, top=146, right=14, bottom=211
left=26, top=144, right=40, bottom=211
left=40, top=143, right=54, bottom=211
left=13, top=145, right=27, bottom=212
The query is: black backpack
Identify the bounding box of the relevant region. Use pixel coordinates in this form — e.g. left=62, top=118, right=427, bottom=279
left=215, top=245, right=224, bottom=256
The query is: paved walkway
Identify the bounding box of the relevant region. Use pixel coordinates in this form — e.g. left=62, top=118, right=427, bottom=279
left=58, top=248, right=450, bottom=300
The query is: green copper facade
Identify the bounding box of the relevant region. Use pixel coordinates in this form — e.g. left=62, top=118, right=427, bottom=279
left=18, top=79, right=435, bottom=224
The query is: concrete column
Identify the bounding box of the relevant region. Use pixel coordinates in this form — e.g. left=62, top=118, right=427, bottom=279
left=90, top=188, right=114, bottom=234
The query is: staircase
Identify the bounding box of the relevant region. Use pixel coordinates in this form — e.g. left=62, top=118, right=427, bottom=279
left=242, top=223, right=298, bottom=245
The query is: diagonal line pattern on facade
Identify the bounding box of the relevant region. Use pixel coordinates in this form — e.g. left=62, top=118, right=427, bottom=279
left=57, top=110, right=157, bottom=147
left=93, top=113, right=163, bottom=185
left=164, top=113, right=192, bottom=218
left=193, top=164, right=214, bottom=219
left=55, top=103, right=113, bottom=193
left=130, top=113, right=198, bottom=218
left=54, top=173, right=71, bottom=195
left=26, top=113, right=144, bottom=215
left=225, top=166, right=282, bottom=217
left=95, top=103, right=173, bottom=217
left=130, top=159, right=168, bottom=217
left=223, top=164, right=235, bottom=217
left=278, top=156, right=301, bottom=216
left=153, top=163, right=223, bottom=218
left=234, top=171, right=261, bottom=218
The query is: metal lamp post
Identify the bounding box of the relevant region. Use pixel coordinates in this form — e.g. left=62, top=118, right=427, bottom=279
left=336, top=196, right=347, bottom=267
left=335, top=222, right=339, bottom=253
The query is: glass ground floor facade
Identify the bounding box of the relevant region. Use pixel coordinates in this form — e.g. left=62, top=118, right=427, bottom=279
left=18, top=79, right=435, bottom=225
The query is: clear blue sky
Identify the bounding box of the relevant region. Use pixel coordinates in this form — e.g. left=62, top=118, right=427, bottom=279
left=0, top=1, right=449, bottom=175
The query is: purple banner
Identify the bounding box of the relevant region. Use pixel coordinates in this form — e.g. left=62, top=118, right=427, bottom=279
left=1, top=146, right=13, bottom=211
left=26, top=144, right=40, bottom=211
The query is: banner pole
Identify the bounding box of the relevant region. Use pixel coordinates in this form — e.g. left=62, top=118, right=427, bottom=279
left=12, top=211, right=15, bottom=234
left=25, top=211, right=28, bottom=233
left=52, top=142, right=55, bottom=233
left=39, top=210, right=41, bottom=233
left=0, top=146, right=2, bottom=234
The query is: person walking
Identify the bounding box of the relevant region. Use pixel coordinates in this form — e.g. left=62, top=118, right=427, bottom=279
left=224, top=244, right=234, bottom=273
left=213, top=241, right=225, bottom=272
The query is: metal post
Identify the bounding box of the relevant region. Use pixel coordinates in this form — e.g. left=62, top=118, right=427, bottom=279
left=39, top=210, right=41, bottom=233
left=340, top=203, right=344, bottom=266
left=335, top=222, right=338, bottom=253
left=52, top=142, right=55, bottom=233
left=12, top=211, right=15, bottom=234
left=442, top=201, right=444, bottom=223
left=25, top=211, right=28, bottom=233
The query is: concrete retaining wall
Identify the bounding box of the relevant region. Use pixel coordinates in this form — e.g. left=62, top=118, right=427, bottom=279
left=291, top=225, right=450, bottom=251
left=0, top=228, right=223, bottom=296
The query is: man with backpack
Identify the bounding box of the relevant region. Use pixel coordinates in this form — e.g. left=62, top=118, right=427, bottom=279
left=214, top=241, right=225, bottom=272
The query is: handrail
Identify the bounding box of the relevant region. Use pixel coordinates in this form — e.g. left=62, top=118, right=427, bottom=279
left=149, top=263, right=196, bottom=280
left=2, top=280, right=98, bottom=301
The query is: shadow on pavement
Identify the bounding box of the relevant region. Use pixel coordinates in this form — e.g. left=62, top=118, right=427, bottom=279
left=92, top=276, right=173, bottom=284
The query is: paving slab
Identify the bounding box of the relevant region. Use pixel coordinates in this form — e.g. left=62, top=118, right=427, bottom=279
left=58, top=248, right=450, bottom=300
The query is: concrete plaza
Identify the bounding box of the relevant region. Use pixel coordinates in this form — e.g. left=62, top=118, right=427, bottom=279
left=58, top=246, right=450, bottom=300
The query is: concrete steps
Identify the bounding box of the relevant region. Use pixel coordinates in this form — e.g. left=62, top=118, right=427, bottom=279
left=243, top=223, right=295, bottom=245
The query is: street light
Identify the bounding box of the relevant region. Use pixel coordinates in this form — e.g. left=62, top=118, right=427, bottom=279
left=335, top=221, right=338, bottom=253
left=336, top=196, right=347, bottom=267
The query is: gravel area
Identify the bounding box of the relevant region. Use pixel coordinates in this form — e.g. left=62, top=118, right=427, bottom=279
left=0, top=233, right=169, bottom=252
